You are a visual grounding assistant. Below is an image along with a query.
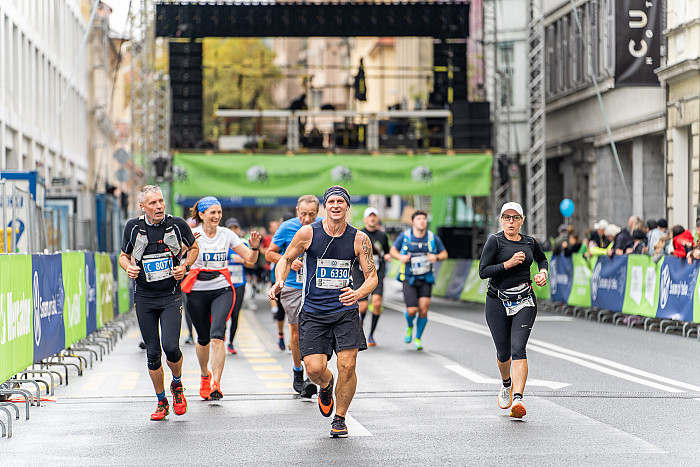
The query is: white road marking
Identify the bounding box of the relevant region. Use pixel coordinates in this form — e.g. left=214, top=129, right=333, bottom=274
left=536, top=316, right=576, bottom=322
left=384, top=300, right=694, bottom=393
left=344, top=413, right=372, bottom=437
left=445, top=364, right=571, bottom=390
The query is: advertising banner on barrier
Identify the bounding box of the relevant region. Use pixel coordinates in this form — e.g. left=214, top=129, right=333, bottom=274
left=433, top=260, right=455, bottom=297
left=95, top=253, right=114, bottom=328
left=0, top=255, right=33, bottom=381
left=111, top=254, right=119, bottom=317
left=530, top=252, right=551, bottom=300
left=118, top=266, right=130, bottom=314
left=591, top=255, right=628, bottom=312
left=460, top=260, right=487, bottom=303
left=62, top=251, right=87, bottom=346
left=549, top=255, right=573, bottom=303
left=622, top=254, right=659, bottom=317
left=31, top=254, right=66, bottom=361
left=85, top=251, right=97, bottom=335
left=656, top=256, right=699, bottom=322
left=568, top=254, right=592, bottom=308
left=445, top=260, right=472, bottom=299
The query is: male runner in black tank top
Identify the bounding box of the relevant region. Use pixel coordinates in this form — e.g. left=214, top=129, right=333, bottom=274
left=269, top=186, right=378, bottom=438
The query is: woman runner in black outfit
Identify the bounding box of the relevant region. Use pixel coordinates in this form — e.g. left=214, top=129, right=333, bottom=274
left=479, top=202, right=548, bottom=418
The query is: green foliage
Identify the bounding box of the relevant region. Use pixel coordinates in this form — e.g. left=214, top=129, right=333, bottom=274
left=203, top=38, right=282, bottom=140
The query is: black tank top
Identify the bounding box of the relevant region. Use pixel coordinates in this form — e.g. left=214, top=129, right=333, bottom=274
left=302, top=220, right=358, bottom=314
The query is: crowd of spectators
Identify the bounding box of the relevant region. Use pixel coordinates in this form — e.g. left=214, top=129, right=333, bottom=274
left=548, top=215, right=700, bottom=264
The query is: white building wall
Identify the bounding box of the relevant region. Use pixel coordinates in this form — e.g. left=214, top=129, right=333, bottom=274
left=0, top=0, right=88, bottom=186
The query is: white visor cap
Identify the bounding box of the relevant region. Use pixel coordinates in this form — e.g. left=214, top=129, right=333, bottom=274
left=500, top=202, right=524, bottom=217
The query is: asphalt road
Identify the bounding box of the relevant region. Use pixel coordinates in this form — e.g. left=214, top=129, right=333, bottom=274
left=2, top=280, right=700, bottom=466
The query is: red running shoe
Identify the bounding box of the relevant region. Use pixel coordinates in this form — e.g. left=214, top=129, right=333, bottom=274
left=150, top=400, right=169, bottom=421
left=171, top=384, right=188, bottom=416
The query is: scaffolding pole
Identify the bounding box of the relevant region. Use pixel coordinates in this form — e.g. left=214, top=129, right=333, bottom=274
left=527, top=0, right=547, bottom=240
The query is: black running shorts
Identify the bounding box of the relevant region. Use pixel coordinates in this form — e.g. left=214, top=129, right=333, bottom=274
left=299, top=307, right=367, bottom=360
left=402, top=279, right=433, bottom=308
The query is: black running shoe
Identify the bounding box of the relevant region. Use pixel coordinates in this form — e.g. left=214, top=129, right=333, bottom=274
left=318, top=375, right=334, bottom=417
left=330, top=415, right=348, bottom=438
left=301, top=379, right=318, bottom=398
left=293, top=369, right=305, bottom=394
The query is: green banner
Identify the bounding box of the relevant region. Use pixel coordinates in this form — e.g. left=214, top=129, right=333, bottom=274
left=0, top=255, right=33, bottom=382
left=95, top=253, right=114, bottom=328
left=433, top=260, right=456, bottom=297
left=567, top=254, right=592, bottom=307
left=62, top=251, right=87, bottom=346
left=173, top=153, right=492, bottom=197
left=460, top=260, right=487, bottom=303
left=622, top=254, right=660, bottom=318
left=118, top=267, right=130, bottom=314
left=530, top=252, right=551, bottom=300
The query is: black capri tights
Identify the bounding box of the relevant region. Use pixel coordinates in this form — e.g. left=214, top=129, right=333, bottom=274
left=187, top=287, right=234, bottom=346
left=135, top=295, right=184, bottom=371
left=484, top=295, right=536, bottom=362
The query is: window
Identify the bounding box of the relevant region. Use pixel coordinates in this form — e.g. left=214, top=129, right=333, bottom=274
left=498, top=42, right=514, bottom=107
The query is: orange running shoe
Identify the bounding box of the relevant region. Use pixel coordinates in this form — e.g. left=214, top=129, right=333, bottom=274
left=150, top=400, right=169, bottom=421
left=171, top=384, right=188, bottom=416
left=318, top=374, right=334, bottom=418
left=200, top=371, right=212, bottom=400
left=210, top=380, right=223, bottom=400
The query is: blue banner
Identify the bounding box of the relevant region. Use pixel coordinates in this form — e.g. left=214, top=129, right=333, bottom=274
left=85, top=251, right=97, bottom=335
left=591, top=255, right=628, bottom=312
left=445, top=260, right=471, bottom=299
left=31, top=254, right=66, bottom=362
left=656, top=256, right=699, bottom=321
left=549, top=254, right=573, bottom=303
left=111, top=254, right=119, bottom=317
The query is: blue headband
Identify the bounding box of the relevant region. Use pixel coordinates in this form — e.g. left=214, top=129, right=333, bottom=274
left=198, top=196, right=221, bottom=213
left=323, top=186, right=351, bottom=207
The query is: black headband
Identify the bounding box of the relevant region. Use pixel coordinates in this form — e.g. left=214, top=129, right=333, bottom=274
left=323, top=186, right=351, bottom=207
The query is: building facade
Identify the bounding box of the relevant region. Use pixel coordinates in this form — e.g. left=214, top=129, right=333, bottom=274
left=656, top=0, right=700, bottom=229
left=543, top=0, right=666, bottom=235
left=0, top=0, right=88, bottom=184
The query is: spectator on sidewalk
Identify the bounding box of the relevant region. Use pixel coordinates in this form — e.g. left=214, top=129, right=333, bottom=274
left=563, top=232, right=584, bottom=256
left=552, top=224, right=569, bottom=255
left=693, top=218, right=700, bottom=245
left=589, top=219, right=610, bottom=249
left=627, top=229, right=648, bottom=255
left=608, top=224, right=633, bottom=257
left=671, top=227, right=694, bottom=258
left=650, top=218, right=669, bottom=253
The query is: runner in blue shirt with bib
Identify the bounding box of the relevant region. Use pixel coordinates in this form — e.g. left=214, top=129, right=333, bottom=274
left=390, top=210, right=448, bottom=350
left=265, top=194, right=320, bottom=398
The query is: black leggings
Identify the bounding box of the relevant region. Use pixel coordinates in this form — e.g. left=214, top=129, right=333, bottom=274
left=135, top=294, right=183, bottom=371
left=187, top=287, right=234, bottom=346
left=228, top=285, right=245, bottom=344
left=484, top=295, right=536, bottom=362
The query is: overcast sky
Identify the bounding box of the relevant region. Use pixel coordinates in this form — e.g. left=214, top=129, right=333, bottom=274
left=105, top=0, right=134, bottom=35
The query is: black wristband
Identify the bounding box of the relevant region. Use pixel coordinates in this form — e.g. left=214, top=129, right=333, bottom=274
left=251, top=247, right=259, bottom=251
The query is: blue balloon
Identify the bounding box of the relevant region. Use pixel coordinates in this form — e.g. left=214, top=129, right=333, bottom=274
left=559, top=199, right=575, bottom=217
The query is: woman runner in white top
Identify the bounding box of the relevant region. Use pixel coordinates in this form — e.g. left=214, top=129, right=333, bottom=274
left=182, top=196, right=261, bottom=400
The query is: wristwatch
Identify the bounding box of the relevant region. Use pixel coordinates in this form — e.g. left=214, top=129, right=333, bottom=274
left=185, top=263, right=191, bottom=272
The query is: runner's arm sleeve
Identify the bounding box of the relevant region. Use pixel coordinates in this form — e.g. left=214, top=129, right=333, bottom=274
left=533, top=237, right=548, bottom=271
left=121, top=220, right=137, bottom=254
left=479, top=235, right=505, bottom=279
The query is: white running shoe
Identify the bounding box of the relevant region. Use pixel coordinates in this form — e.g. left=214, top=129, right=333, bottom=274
left=510, top=397, right=526, bottom=418
left=498, top=384, right=512, bottom=409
